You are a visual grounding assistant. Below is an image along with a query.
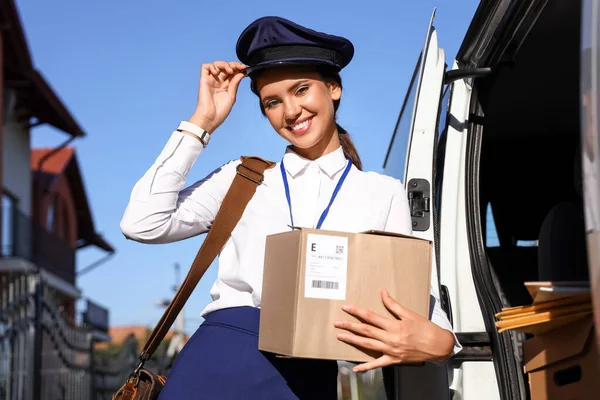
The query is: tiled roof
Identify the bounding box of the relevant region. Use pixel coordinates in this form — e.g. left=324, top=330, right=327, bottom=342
left=31, top=147, right=75, bottom=174
left=1, top=0, right=84, bottom=137
left=95, top=325, right=189, bottom=350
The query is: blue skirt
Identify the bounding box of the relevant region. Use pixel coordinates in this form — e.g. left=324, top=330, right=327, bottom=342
left=158, top=306, right=339, bottom=399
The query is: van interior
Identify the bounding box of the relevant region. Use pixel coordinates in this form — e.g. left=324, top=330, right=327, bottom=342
left=472, top=0, right=588, bottom=396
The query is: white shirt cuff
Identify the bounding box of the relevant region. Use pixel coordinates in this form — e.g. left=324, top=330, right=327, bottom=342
left=155, top=131, right=205, bottom=176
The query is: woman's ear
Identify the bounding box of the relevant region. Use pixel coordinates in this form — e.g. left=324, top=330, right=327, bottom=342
left=328, top=82, right=342, bottom=101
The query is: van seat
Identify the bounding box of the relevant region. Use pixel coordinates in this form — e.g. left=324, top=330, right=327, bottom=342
left=538, top=145, right=589, bottom=282
left=538, top=201, right=589, bottom=281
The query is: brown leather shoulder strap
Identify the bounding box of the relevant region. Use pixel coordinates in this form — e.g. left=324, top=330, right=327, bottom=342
left=139, top=156, right=275, bottom=361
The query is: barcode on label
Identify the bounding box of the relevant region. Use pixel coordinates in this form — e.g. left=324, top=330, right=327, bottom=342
left=311, top=280, right=339, bottom=290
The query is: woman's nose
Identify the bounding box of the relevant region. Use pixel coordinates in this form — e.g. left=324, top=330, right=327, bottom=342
left=284, top=100, right=302, bottom=122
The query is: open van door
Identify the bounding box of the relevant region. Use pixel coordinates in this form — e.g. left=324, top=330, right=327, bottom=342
left=384, top=11, right=445, bottom=209
left=382, top=9, right=453, bottom=400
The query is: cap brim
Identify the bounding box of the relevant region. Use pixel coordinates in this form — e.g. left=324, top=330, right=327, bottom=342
left=243, top=58, right=339, bottom=76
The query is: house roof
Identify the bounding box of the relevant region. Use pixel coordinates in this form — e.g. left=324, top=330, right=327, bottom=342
left=94, top=325, right=189, bottom=351
left=31, top=147, right=114, bottom=253
left=107, top=325, right=184, bottom=346
left=0, top=0, right=84, bottom=137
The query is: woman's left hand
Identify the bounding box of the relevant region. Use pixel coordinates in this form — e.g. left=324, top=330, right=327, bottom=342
left=334, top=289, right=455, bottom=373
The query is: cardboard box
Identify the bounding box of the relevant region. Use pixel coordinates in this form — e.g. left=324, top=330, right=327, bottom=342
left=258, top=228, right=432, bottom=362
left=524, top=316, right=600, bottom=400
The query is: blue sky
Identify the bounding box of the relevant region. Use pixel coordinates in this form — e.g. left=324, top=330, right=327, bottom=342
left=16, top=0, right=479, bottom=333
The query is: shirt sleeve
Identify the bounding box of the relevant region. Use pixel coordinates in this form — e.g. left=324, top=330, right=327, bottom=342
left=384, top=179, right=462, bottom=358
left=120, top=131, right=239, bottom=244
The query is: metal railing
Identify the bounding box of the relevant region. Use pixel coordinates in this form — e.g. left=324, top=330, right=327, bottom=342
left=0, top=272, right=91, bottom=400
left=0, top=271, right=172, bottom=400
left=1, top=207, right=75, bottom=284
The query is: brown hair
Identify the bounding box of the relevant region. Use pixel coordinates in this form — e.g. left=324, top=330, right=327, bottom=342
left=251, top=66, right=363, bottom=170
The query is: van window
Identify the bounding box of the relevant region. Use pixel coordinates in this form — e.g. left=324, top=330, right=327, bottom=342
left=516, top=240, right=538, bottom=247
left=1, top=192, right=16, bottom=256
left=485, top=203, right=500, bottom=247
left=485, top=203, right=537, bottom=248
left=384, top=59, right=421, bottom=182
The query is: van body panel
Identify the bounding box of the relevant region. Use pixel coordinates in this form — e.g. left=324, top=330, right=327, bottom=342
left=580, top=0, right=600, bottom=355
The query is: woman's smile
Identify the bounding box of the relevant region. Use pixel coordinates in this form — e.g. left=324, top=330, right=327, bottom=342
left=287, top=116, right=314, bottom=135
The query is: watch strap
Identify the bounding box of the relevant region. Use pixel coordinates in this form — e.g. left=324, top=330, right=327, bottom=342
left=177, top=120, right=211, bottom=147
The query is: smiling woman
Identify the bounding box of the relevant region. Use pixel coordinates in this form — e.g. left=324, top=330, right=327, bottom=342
left=119, top=15, right=459, bottom=400
left=251, top=65, right=363, bottom=170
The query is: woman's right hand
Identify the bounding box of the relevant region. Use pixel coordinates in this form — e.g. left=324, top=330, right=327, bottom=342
left=189, top=61, right=248, bottom=133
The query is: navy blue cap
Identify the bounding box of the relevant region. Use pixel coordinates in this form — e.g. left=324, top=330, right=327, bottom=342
left=236, top=16, right=354, bottom=75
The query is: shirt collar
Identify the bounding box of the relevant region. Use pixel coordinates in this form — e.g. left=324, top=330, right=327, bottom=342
left=282, top=146, right=348, bottom=179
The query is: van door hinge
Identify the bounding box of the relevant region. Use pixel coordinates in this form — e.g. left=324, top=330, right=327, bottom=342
left=407, top=179, right=430, bottom=231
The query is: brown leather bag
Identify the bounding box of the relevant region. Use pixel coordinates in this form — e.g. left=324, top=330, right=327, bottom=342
left=113, top=156, right=275, bottom=400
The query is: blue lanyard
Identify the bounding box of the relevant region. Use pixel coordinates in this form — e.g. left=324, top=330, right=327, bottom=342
left=280, top=159, right=352, bottom=229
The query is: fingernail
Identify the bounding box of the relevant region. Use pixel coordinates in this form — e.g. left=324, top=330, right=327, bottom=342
left=337, top=333, right=346, bottom=340
left=334, top=321, right=341, bottom=327
left=342, top=305, right=350, bottom=311
left=383, top=288, right=390, bottom=296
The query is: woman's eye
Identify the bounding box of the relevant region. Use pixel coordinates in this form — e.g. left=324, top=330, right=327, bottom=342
left=265, top=100, right=279, bottom=109
left=296, top=86, right=308, bottom=96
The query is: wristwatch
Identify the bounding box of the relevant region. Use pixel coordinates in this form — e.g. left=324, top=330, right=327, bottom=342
left=177, top=121, right=211, bottom=147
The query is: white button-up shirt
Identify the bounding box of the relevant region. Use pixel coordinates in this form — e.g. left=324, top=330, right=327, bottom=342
left=121, top=131, right=461, bottom=355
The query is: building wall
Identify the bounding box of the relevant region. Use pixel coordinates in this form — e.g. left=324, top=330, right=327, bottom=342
left=37, top=175, right=77, bottom=248
left=2, top=111, right=30, bottom=215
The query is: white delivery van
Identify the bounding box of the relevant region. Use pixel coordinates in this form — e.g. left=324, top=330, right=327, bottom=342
left=380, top=0, right=600, bottom=399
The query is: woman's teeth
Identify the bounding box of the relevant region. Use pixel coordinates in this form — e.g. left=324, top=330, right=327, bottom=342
left=291, top=118, right=311, bottom=131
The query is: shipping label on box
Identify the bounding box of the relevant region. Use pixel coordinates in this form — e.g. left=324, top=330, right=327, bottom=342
left=304, top=234, right=348, bottom=300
